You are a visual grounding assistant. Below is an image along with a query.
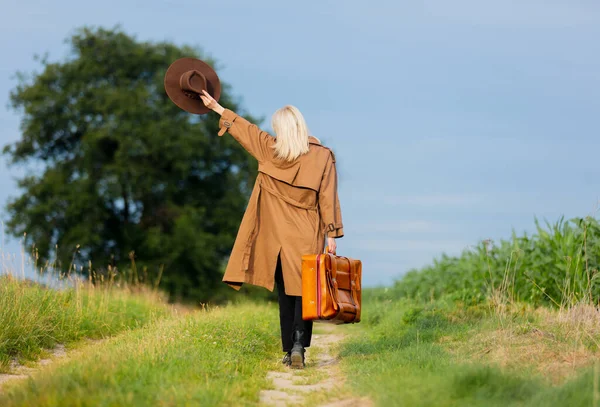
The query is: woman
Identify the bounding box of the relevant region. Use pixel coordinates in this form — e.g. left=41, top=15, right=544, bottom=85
left=200, top=90, right=344, bottom=369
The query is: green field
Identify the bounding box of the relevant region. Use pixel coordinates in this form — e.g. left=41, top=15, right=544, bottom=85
left=2, top=216, right=600, bottom=406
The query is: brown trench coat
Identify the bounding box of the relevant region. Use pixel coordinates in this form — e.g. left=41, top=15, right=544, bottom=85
left=217, top=109, right=344, bottom=296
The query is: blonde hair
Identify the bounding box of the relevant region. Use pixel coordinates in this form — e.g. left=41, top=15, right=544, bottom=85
left=271, top=105, right=319, bottom=161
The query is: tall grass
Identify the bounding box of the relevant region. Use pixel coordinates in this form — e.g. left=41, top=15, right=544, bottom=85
left=394, top=216, right=600, bottom=307
left=0, top=273, right=172, bottom=372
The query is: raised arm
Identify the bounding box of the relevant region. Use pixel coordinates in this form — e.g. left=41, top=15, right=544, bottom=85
left=200, top=90, right=273, bottom=162
left=319, top=152, right=344, bottom=246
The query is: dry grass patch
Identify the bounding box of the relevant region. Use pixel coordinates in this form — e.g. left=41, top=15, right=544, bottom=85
left=444, top=303, right=600, bottom=385
left=449, top=328, right=594, bottom=384
left=537, top=304, right=600, bottom=344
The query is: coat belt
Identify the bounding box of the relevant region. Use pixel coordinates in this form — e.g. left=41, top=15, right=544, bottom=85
left=242, top=182, right=322, bottom=273
left=260, top=184, right=318, bottom=211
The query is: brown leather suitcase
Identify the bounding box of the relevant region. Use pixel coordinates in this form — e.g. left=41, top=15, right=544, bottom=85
left=301, top=251, right=362, bottom=324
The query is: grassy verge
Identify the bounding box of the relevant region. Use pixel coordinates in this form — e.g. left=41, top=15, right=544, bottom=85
left=339, top=289, right=600, bottom=407
left=0, top=275, right=171, bottom=371
left=0, top=302, right=280, bottom=406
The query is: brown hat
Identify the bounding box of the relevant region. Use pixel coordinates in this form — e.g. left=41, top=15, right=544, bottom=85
left=164, top=57, right=222, bottom=115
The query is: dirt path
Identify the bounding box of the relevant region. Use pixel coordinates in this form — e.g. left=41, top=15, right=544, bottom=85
left=0, top=344, right=67, bottom=391
left=259, top=324, right=372, bottom=407
left=0, top=339, right=107, bottom=394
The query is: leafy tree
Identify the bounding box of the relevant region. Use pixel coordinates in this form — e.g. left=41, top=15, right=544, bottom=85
left=3, top=26, right=259, bottom=302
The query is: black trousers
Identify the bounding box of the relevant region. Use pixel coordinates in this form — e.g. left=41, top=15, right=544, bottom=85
left=275, top=257, right=313, bottom=352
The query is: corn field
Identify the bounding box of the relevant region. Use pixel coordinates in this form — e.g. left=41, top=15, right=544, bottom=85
left=394, top=217, right=600, bottom=307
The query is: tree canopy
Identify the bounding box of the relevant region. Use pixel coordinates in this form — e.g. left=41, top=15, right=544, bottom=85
left=3, top=26, right=259, bottom=301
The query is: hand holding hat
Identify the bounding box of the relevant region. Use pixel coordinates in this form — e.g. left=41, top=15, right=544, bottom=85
left=164, top=57, right=222, bottom=115
left=199, top=90, right=224, bottom=115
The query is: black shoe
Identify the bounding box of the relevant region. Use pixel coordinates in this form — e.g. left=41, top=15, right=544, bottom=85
left=282, top=352, right=291, bottom=366
left=290, top=330, right=305, bottom=369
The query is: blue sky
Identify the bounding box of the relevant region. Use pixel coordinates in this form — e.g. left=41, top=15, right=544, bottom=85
left=1, top=1, right=599, bottom=286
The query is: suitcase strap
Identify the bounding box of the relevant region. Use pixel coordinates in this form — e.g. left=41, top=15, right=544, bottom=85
left=341, top=256, right=360, bottom=312
left=325, top=253, right=359, bottom=322
left=326, top=254, right=341, bottom=312
left=348, top=258, right=360, bottom=309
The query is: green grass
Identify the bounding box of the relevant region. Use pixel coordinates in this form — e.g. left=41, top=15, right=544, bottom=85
left=0, top=302, right=280, bottom=407
left=339, top=290, right=600, bottom=407
left=0, top=275, right=171, bottom=371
